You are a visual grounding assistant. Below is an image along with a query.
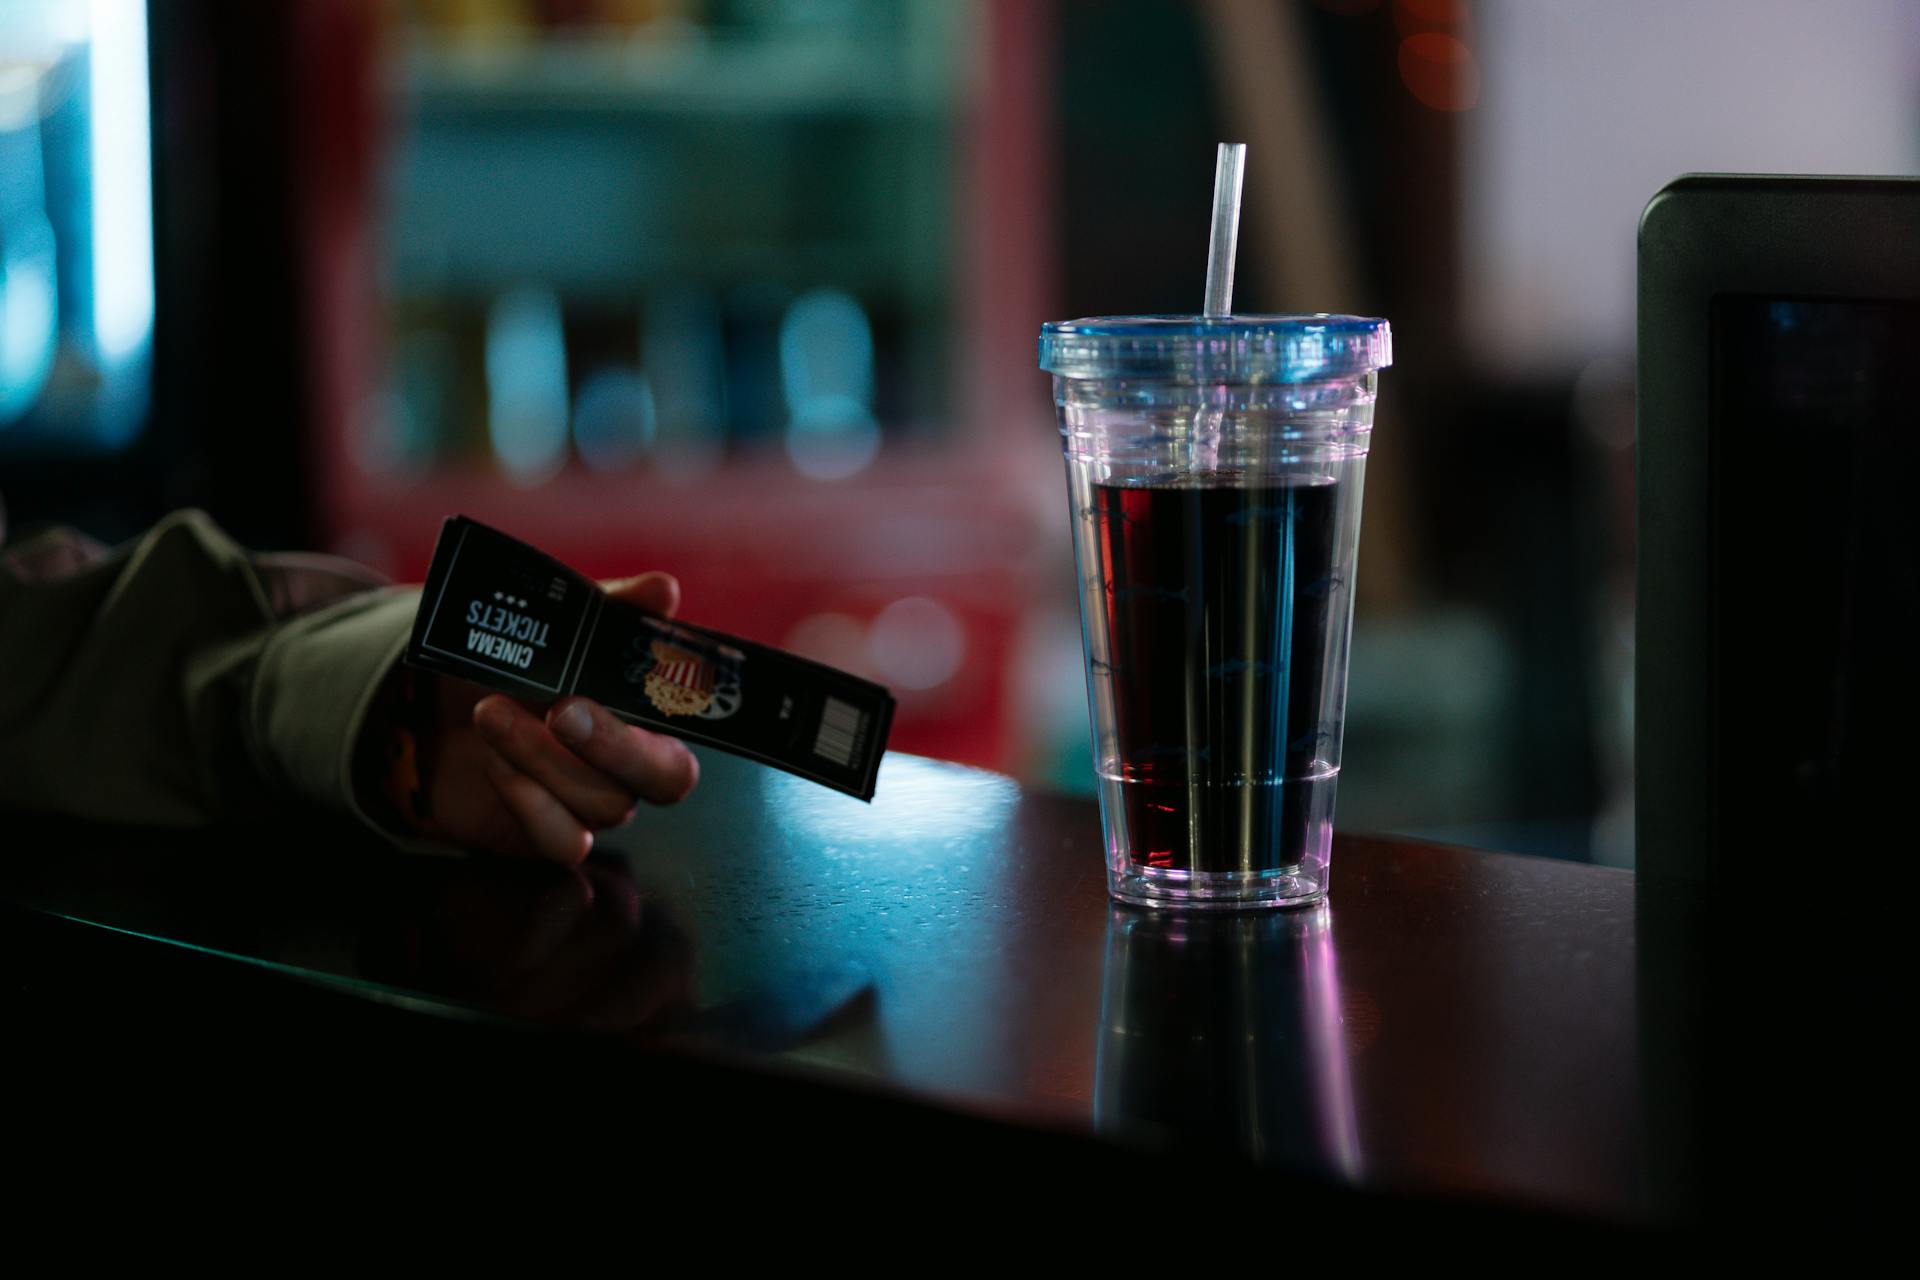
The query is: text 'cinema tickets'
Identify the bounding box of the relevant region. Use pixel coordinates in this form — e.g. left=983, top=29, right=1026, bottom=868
left=406, top=517, right=895, bottom=801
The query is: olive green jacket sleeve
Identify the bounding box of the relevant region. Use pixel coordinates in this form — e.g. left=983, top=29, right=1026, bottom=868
left=0, top=508, right=417, bottom=836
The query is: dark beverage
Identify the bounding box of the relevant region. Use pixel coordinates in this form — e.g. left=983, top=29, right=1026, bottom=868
left=1074, top=477, right=1355, bottom=878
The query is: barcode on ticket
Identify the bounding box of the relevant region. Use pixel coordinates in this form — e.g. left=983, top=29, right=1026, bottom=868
left=813, top=697, right=864, bottom=768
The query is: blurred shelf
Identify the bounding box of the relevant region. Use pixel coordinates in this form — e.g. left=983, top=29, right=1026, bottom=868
left=394, top=35, right=947, bottom=120
left=382, top=31, right=959, bottom=301
left=387, top=242, right=926, bottom=301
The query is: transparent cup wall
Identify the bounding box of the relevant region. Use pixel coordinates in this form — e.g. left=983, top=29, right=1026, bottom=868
left=1054, top=367, right=1377, bottom=909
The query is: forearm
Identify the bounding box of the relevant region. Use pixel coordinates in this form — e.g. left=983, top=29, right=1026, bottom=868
left=0, top=509, right=417, bottom=831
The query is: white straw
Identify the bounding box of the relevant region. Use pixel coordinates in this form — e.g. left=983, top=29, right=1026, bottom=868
left=1203, top=142, right=1247, bottom=317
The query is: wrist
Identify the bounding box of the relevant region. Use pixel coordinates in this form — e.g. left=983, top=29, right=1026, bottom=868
left=356, top=664, right=433, bottom=835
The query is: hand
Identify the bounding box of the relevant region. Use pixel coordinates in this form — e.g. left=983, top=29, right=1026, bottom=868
left=402, top=573, right=701, bottom=864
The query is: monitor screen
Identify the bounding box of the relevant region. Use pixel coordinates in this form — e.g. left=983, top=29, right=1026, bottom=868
left=1711, top=296, right=1919, bottom=854
left=0, top=0, right=153, bottom=456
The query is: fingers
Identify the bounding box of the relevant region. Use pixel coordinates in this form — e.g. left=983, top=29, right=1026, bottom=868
left=469, top=692, right=698, bottom=869
left=604, top=571, right=680, bottom=618
left=544, top=696, right=700, bottom=807
left=479, top=747, right=594, bottom=867
left=474, top=696, right=640, bottom=828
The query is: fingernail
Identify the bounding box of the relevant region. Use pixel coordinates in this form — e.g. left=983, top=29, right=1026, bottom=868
left=474, top=699, right=511, bottom=738
left=551, top=701, right=593, bottom=746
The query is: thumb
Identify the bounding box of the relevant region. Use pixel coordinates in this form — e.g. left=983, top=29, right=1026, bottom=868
left=603, top=571, right=680, bottom=618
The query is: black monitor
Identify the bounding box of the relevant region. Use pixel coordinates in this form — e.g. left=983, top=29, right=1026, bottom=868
left=1637, top=173, right=1920, bottom=886
left=1636, top=173, right=1917, bottom=1226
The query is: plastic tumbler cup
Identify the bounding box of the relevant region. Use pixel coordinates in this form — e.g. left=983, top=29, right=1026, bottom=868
left=1039, top=315, right=1392, bottom=909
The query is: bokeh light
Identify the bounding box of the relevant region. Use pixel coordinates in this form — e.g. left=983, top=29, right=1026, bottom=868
left=780, top=287, right=879, bottom=481
left=1398, top=31, right=1479, bottom=112
left=784, top=611, right=871, bottom=677
left=484, top=285, right=570, bottom=485
left=869, top=597, right=966, bottom=692
left=572, top=366, right=656, bottom=472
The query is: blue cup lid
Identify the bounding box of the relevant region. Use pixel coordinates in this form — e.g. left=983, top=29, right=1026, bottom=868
left=1038, top=314, right=1391, bottom=383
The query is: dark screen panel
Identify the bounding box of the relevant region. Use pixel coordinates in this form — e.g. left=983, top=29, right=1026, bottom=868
left=1712, top=297, right=1920, bottom=859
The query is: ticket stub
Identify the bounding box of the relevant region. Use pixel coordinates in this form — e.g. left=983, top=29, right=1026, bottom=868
left=405, top=516, right=894, bottom=800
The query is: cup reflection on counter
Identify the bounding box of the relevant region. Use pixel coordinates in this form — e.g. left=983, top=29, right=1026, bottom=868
left=1096, top=903, right=1360, bottom=1175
